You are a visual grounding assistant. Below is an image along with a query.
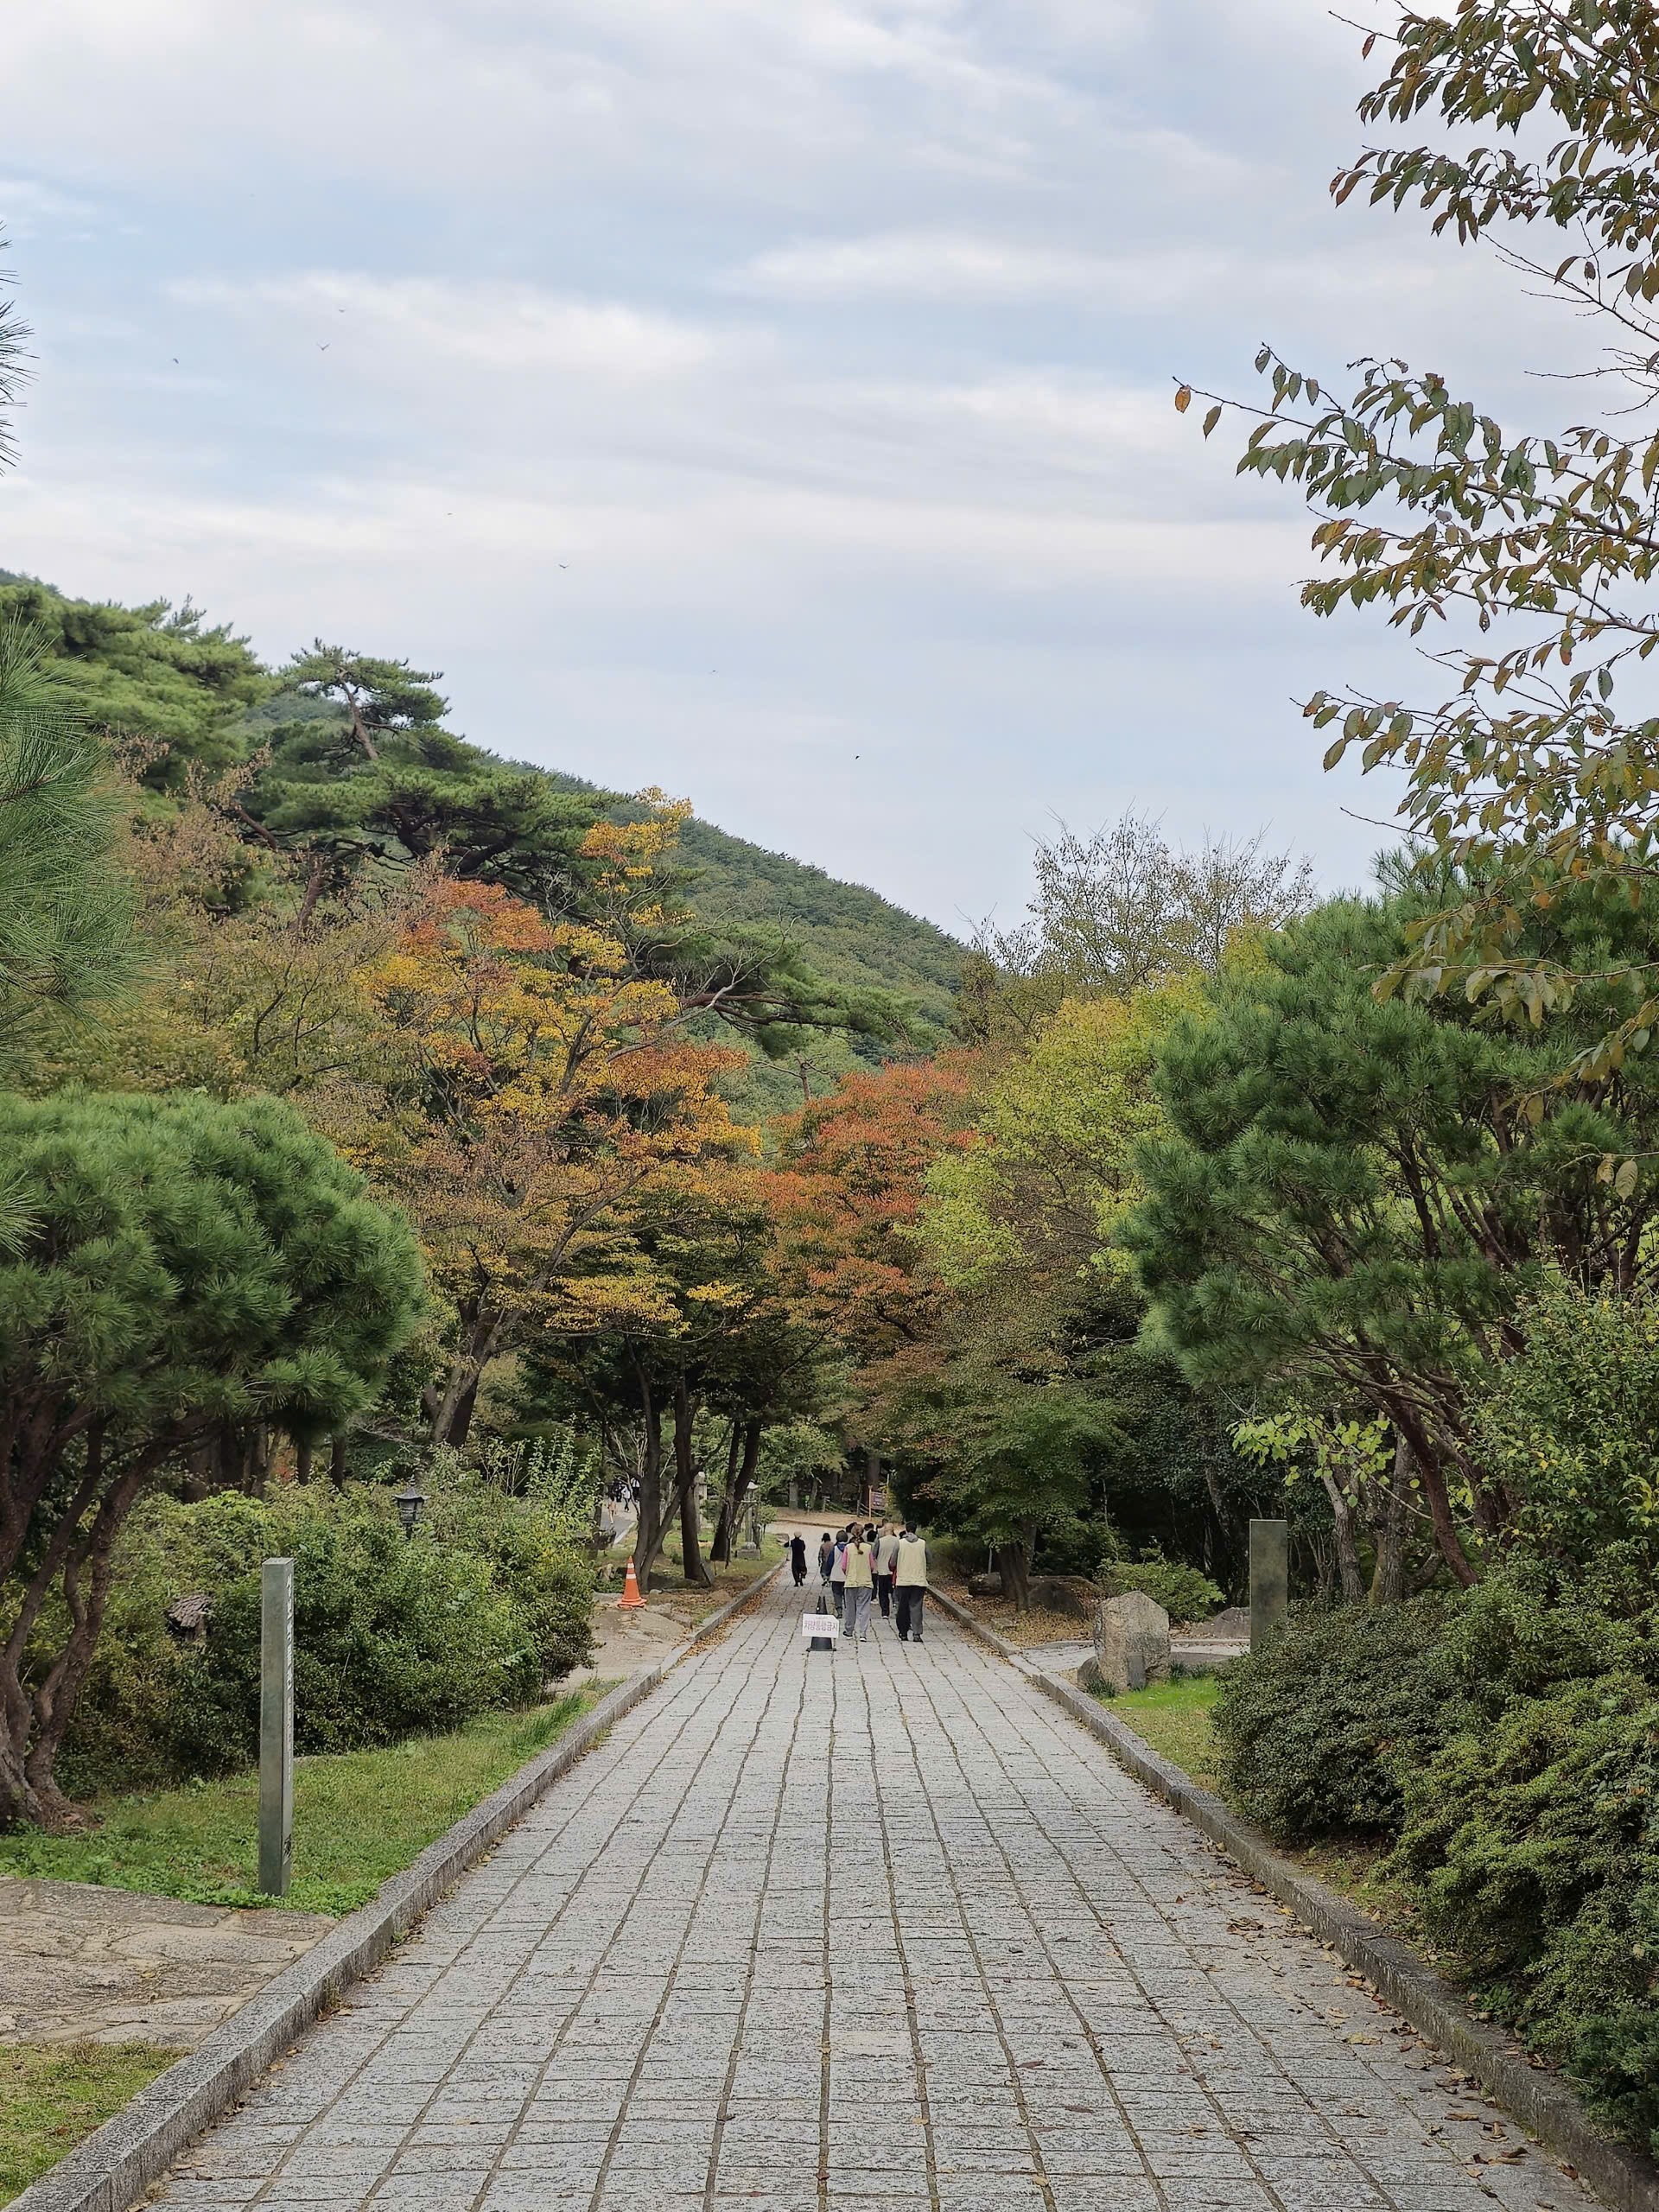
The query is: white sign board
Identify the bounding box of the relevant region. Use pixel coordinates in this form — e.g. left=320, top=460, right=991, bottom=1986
left=802, top=1613, right=838, bottom=1641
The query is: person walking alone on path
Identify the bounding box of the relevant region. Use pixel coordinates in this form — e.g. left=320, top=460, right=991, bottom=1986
left=842, top=1526, right=874, bottom=1643
left=894, top=1522, right=931, bottom=1643
left=789, top=1534, right=808, bottom=1587
left=874, top=1522, right=899, bottom=1620
left=817, top=1532, right=834, bottom=1599
left=829, top=1526, right=850, bottom=1618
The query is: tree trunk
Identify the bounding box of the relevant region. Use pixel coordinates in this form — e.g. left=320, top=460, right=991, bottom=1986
left=424, top=1304, right=495, bottom=1449
left=448, top=1371, right=482, bottom=1450
left=712, top=1423, right=762, bottom=1564
left=295, top=849, right=329, bottom=933
left=674, top=1379, right=713, bottom=1588
left=1388, top=1402, right=1478, bottom=1587
left=631, top=1374, right=666, bottom=1593
left=1368, top=1435, right=1411, bottom=1605
left=709, top=1424, right=744, bottom=1566
left=1320, top=1472, right=1365, bottom=1603
left=996, top=1540, right=1032, bottom=1612
left=1, top=1461, right=147, bottom=1830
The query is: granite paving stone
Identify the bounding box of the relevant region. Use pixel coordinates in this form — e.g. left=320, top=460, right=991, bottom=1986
left=144, top=1580, right=1602, bottom=2212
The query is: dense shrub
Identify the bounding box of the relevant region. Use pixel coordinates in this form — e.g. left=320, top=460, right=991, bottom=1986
left=1391, top=1675, right=1659, bottom=2153
left=1470, top=1279, right=1659, bottom=1569
left=62, top=1479, right=594, bottom=1793
left=1436, top=1552, right=1659, bottom=1713
left=1098, top=1550, right=1224, bottom=1624
left=425, top=1470, right=594, bottom=1684
left=1211, top=1599, right=1456, bottom=1839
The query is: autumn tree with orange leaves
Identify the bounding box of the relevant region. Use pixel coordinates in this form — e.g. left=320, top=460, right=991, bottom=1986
left=762, top=1060, right=975, bottom=1485
left=335, top=810, right=754, bottom=1453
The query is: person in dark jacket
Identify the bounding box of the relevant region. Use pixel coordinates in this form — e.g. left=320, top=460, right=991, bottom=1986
left=789, top=1534, right=808, bottom=1587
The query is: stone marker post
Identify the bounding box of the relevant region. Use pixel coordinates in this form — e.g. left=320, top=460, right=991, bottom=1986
left=258, top=1556, right=295, bottom=1897
left=1249, top=1517, right=1288, bottom=1652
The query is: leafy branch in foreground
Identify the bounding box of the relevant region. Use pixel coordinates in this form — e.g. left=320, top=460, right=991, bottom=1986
left=1178, top=3, right=1659, bottom=1072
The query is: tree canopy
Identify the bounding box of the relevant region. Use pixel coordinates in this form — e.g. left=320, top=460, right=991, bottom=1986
left=0, top=1088, right=423, bottom=1827
left=1123, top=880, right=1659, bottom=1582
left=1182, top=2, right=1659, bottom=1072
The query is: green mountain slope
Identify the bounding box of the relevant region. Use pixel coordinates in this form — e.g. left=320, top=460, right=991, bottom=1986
left=538, top=771, right=960, bottom=1033
left=0, top=579, right=962, bottom=1113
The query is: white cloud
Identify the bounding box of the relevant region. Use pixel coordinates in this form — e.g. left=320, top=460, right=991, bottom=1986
left=728, top=232, right=1139, bottom=302
left=169, top=273, right=744, bottom=380
left=0, top=0, right=1552, bottom=927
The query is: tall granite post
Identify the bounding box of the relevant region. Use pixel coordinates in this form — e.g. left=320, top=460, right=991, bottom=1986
left=258, top=1556, right=295, bottom=1898
left=1249, top=1517, right=1289, bottom=1652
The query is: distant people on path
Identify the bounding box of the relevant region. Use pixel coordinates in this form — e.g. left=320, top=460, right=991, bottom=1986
left=789, top=1534, right=808, bottom=1587
left=894, top=1522, right=931, bottom=1643
left=817, top=1532, right=835, bottom=1600
left=874, top=1523, right=899, bottom=1619
left=829, top=1527, right=849, bottom=1617
left=842, top=1526, right=876, bottom=1643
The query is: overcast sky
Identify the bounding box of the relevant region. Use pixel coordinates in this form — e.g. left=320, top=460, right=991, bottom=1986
left=0, top=1, right=1571, bottom=936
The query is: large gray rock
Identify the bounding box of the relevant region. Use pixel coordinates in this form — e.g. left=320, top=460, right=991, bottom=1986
left=1028, top=1573, right=1096, bottom=1622
left=1090, top=1590, right=1172, bottom=1694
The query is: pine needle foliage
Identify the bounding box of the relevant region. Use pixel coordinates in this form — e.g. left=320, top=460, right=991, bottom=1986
left=0, top=618, right=134, bottom=1039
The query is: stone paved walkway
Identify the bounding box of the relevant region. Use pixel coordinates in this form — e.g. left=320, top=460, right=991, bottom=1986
left=154, top=1583, right=1601, bottom=2212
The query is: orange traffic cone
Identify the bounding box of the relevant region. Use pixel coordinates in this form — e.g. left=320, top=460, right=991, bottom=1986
left=618, top=1557, right=646, bottom=1610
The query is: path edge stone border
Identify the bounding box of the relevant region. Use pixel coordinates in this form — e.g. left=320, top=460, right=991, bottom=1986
left=11, top=1560, right=785, bottom=2212
left=931, top=1586, right=1659, bottom=2212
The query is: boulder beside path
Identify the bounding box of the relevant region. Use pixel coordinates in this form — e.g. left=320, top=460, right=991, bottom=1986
left=1081, top=1589, right=1172, bottom=1694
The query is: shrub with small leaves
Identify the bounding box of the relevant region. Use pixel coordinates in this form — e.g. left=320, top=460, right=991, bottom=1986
left=1390, top=1675, right=1659, bottom=2155
left=1211, top=1599, right=1457, bottom=1840
left=1097, top=1550, right=1224, bottom=1625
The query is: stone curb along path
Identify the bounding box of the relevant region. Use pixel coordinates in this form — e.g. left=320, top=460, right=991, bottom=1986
left=931, top=1587, right=1659, bottom=2212
left=10, top=1562, right=785, bottom=2212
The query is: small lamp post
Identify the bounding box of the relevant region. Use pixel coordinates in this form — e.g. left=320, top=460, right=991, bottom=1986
left=394, top=1480, right=428, bottom=1542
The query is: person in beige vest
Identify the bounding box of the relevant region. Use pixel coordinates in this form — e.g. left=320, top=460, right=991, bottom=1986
left=874, top=1522, right=900, bottom=1621
left=842, top=1525, right=875, bottom=1643
left=893, top=1522, right=931, bottom=1643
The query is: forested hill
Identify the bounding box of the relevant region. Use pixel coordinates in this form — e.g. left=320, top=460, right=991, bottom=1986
left=0, top=576, right=963, bottom=1108
left=539, top=770, right=960, bottom=1035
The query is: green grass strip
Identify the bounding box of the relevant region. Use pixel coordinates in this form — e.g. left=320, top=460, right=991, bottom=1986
left=0, top=2041, right=175, bottom=2207
left=0, top=1688, right=602, bottom=1917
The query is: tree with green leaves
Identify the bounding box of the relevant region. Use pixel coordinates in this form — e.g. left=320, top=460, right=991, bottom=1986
left=0, top=583, right=270, bottom=788
left=1181, top=2, right=1659, bottom=1071
left=0, top=1090, right=423, bottom=1828
left=959, top=810, right=1313, bottom=1045
left=0, top=621, right=134, bottom=1051
left=1123, top=881, right=1659, bottom=1585
left=920, top=981, right=1265, bottom=1592
left=245, top=648, right=601, bottom=922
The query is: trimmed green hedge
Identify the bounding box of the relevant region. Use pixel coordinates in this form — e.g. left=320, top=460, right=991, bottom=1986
left=60, top=1477, right=594, bottom=1795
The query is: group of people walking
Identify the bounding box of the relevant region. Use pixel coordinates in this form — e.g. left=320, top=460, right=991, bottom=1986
left=787, top=1522, right=931, bottom=1643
